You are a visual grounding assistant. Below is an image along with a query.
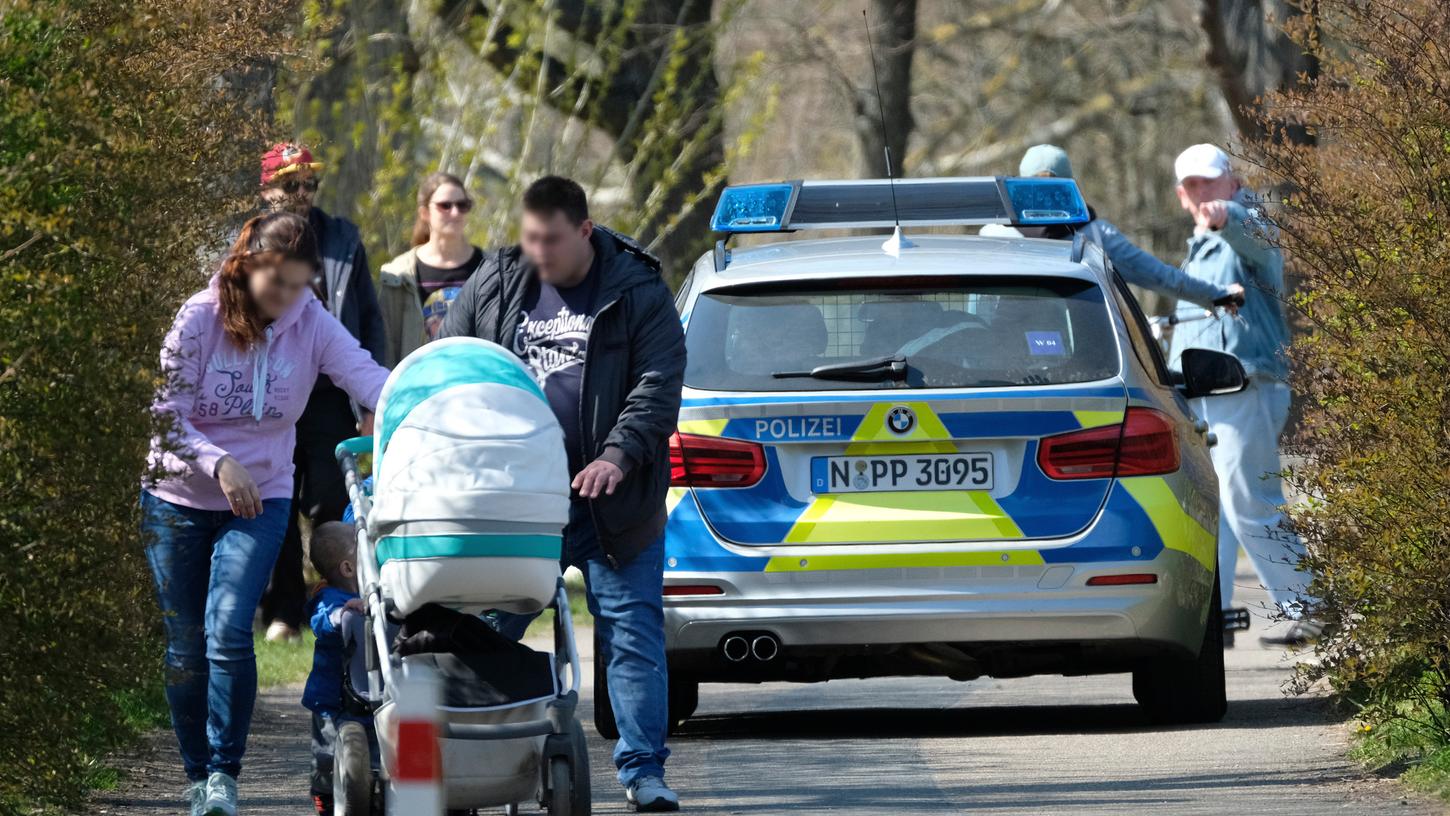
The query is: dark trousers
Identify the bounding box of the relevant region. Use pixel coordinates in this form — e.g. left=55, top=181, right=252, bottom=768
left=259, top=384, right=356, bottom=629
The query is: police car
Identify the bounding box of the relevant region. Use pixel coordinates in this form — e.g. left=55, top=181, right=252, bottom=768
left=651, top=177, right=1244, bottom=730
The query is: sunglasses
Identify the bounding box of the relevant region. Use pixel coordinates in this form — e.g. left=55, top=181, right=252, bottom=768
left=433, top=199, right=474, bottom=214
left=272, top=176, right=320, bottom=194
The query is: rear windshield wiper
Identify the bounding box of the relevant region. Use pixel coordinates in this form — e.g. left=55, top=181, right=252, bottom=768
left=772, top=354, right=908, bottom=382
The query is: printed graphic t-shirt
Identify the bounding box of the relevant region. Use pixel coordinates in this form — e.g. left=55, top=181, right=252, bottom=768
left=515, top=258, right=602, bottom=474
left=418, top=247, right=483, bottom=341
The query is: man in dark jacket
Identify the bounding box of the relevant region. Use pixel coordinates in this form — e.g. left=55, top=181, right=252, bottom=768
left=255, top=143, right=388, bottom=648
left=441, top=176, right=685, bottom=812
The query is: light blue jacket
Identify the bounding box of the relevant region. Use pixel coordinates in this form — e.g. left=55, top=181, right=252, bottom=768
left=1083, top=219, right=1233, bottom=309
left=1166, top=193, right=1290, bottom=380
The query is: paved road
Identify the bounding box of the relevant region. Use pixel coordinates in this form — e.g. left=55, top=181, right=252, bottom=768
left=92, top=566, right=1438, bottom=815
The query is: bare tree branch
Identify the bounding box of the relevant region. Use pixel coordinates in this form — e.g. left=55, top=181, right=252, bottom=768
left=0, top=233, right=42, bottom=266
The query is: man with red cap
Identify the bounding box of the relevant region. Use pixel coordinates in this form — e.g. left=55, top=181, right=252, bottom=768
left=255, top=143, right=386, bottom=655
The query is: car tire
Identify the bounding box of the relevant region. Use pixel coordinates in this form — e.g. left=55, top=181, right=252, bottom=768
left=593, top=629, right=620, bottom=740
left=1132, top=571, right=1228, bottom=725
left=668, top=676, right=699, bottom=733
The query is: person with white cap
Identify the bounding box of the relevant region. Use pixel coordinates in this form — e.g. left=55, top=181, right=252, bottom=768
left=1008, top=144, right=1245, bottom=312
left=1168, top=142, right=1317, bottom=647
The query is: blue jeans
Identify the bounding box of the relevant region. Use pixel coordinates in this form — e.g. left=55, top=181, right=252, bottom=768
left=140, top=490, right=290, bottom=781
left=1198, top=377, right=1313, bottom=614
left=497, top=502, right=670, bottom=785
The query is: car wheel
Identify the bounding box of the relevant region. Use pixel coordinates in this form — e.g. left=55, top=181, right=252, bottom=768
left=1132, top=571, right=1228, bottom=725
left=593, top=628, right=620, bottom=740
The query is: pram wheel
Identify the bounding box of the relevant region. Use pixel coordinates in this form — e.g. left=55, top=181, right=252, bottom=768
left=548, top=757, right=583, bottom=816
left=544, top=719, right=591, bottom=816
left=333, top=720, right=374, bottom=815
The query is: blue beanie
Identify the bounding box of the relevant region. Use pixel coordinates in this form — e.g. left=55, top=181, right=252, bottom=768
left=1019, top=144, right=1074, bottom=179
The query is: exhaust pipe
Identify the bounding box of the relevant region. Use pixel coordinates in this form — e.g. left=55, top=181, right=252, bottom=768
left=721, top=635, right=750, bottom=662
left=750, top=634, right=779, bottom=662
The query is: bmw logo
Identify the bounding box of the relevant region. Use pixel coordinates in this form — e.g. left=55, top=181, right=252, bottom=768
left=886, top=406, right=915, bottom=435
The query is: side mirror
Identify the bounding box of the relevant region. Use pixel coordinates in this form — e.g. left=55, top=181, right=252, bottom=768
left=1178, top=349, right=1247, bottom=398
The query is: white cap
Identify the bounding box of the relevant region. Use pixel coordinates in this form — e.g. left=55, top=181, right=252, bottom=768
left=1174, top=143, right=1232, bottom=183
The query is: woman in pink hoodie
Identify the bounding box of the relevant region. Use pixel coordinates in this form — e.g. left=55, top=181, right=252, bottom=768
left=141, top=212, right=390, bottom=816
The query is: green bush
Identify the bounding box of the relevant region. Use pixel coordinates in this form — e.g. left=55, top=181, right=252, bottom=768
left=0, top=1, right=297, bottom=810
left=1251, top=0, right=1450, bottom=746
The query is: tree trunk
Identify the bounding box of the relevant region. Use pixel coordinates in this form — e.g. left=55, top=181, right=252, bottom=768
left=627, top=0, right=721, bottom=278
left=856, top=0, right=917, bottom=177
left=295, top=0, right=419, bottom=249
left=444, top=0, right=725, bottom=280
left=1199, top=0, right=1318, bottom=145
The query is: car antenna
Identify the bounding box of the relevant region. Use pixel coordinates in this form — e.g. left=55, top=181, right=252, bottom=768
left=863, top=8, right=913, bottom=257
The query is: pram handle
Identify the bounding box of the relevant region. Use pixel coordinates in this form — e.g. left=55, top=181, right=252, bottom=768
left=335, top=435, right=372, bottom=459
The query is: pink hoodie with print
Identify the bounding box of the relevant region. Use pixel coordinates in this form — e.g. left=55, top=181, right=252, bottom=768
left=145, top=280, right=390, bottom=511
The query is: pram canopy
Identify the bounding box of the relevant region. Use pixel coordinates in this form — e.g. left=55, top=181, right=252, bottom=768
left=369, top=337, right=569, bottom=615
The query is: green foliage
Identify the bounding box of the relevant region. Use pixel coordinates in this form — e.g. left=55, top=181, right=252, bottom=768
left=0, top=0, right=298, bottom=810
left=1253, top=0, right=1450, bottom=756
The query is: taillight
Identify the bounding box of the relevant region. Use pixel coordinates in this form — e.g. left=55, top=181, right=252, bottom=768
left=669, top=432, right=766, bottom=488
left=1037, top=408, right=1180, bottom=480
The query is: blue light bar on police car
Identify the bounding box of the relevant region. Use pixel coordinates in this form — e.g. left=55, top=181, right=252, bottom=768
left=709, top=183, right=796, bottom=232
left=709, top=176, right=1090, bottom=234
left=1002, top=177, right=1090, bottom=225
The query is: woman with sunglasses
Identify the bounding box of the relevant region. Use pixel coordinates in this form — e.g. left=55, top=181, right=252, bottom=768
left=379, top=172, right=484, bottom=366
left=142, top=212, right=390, bottom=816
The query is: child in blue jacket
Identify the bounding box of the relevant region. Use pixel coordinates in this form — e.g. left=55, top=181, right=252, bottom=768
left=303, top=521, right=372, bottom=815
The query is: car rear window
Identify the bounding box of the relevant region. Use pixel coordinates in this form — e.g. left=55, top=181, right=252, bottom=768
left=684, top=276, right=1119, bottom=391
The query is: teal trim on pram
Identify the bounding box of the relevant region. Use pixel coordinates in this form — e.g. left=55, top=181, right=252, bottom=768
left=375, top=533, right=562, bottom=566
left=378, top=342, right=545, bottom=465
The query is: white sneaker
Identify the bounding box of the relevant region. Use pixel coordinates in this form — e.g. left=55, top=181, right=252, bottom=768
left=188, top=781, right=207, bottom=816
left=626, top=776, right=679, bottom=812
left=203, top=771, right=238, bottom=816
left=264, top=620, right=301, bottom=642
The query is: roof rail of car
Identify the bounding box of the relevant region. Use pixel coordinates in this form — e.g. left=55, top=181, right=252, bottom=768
left=708, top=176, right=1090, bottom=236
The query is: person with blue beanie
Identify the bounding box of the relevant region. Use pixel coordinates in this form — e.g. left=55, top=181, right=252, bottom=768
left=1012, top=144, right=1246, bottom=312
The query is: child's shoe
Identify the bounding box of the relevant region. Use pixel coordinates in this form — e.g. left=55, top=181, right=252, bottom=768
left=313, top=793, right=333, bottom=815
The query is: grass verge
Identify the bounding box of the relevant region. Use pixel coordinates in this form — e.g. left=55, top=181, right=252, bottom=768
left=254, top=630, right=319, bottom=688
left=1351, top=708, right=1450, bottom=801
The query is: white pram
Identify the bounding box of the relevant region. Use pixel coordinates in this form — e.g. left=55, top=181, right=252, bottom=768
left=334, top=337, right=589, bottom=815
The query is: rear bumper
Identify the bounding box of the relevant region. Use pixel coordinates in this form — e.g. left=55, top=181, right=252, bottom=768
left=663, top=549, right=1211, bottom=680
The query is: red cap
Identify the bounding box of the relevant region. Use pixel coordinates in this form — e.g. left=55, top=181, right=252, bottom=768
left=260, top=142, right=323, bottom=186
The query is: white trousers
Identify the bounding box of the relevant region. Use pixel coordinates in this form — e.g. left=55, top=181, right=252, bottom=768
left=1197, top=377, right=1312, bottom=614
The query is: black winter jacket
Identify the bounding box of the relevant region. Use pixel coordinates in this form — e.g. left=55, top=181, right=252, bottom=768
left=440, top=226, right=686, bottom=565
left=309, top=207, right=386, bottom=368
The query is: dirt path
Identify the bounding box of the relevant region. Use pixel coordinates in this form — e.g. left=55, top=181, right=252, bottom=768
left=91, top=684, right=313, bottom=814
left=91, top=578, right=1444, bottom=815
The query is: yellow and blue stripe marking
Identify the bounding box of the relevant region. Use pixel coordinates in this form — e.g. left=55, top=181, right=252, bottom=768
left=666, top=390, right=1213, bottom=576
